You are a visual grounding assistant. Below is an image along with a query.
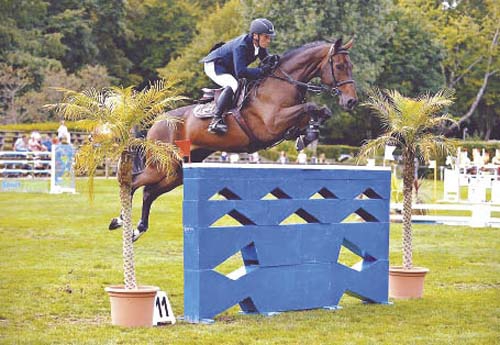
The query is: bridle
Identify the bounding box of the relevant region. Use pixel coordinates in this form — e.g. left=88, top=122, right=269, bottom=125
left=269, top=44, right=355, bottom=97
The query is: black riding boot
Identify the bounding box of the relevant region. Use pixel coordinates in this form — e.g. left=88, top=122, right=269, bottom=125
left=208, top=86, right=234, bottom=135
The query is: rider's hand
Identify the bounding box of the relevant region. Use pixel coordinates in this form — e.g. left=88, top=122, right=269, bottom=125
left=261, top=64, right=273, bottom=75
left=268, top=54, right=280, bottom=66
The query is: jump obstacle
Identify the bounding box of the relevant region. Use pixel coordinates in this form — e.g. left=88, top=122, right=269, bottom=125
left=183, top=163, right=391, bottom=323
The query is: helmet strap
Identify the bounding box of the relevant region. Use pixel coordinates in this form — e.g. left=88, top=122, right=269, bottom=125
left=253, top=33, right=261, bottom=48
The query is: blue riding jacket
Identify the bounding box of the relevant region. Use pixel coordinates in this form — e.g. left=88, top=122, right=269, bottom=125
left=201, top=34, right=269, bottom=80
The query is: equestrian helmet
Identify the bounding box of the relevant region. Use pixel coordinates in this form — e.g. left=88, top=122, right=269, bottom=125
left=249, top=18, right=276, bottom=37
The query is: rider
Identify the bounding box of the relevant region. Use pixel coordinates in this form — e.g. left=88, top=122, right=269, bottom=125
left=201, top=18, right=277, bottom=135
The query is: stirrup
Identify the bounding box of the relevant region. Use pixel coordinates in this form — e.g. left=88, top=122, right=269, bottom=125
left=208, top=118, right=227, bottom=134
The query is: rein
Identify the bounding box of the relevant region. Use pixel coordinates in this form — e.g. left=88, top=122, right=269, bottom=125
left=270, top=48, right=355, bottom=97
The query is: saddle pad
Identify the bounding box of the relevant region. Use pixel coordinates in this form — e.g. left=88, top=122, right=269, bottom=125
left=193, top=102, right=217, bottom=118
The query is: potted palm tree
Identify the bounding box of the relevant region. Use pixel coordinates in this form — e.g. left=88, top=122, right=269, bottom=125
left=51, top=80, right=182, bottom=326
left=358, top=89, right=457, bottom=299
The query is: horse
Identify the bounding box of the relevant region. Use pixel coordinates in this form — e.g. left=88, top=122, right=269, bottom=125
left=109, top=38, right=358, bottom=241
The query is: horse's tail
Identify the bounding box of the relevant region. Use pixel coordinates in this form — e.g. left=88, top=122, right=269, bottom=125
left=132, top=148, right=146, bottom=176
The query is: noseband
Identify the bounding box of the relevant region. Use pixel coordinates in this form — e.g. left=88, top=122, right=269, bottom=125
left=270, top=44, right=355, bottom=97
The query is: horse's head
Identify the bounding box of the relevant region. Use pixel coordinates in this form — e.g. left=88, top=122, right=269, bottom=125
left=319, top=38, right=357, bottom=111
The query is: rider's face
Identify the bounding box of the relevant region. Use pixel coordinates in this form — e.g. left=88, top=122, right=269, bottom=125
left=254, top=34, right=272, bottom=49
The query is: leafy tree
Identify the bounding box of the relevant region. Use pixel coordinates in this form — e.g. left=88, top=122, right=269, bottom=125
left=18, top=65, right=113, bottom=123
left=89, top=0, right=132, bottom=83
left=125, top=0, right=200, bottom=86
left=397, top=0, right=500, bottom=139
left=46, top=6, right=99, bottom=72
left=376, top=10, right=444, bottom=95
left=52, top=81, right=181, bottom=289
left=158, top=0, right=245, bottom=96
left=358, top=89, right=457, bottom=269
left=0, top=64, right=32, bottom=124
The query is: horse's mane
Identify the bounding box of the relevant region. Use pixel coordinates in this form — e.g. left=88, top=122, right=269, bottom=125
left=280, top=41, right=328, bottom=62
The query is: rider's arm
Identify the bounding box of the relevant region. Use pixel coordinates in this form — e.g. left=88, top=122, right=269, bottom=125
left=233, top=44, right=264, bottom=80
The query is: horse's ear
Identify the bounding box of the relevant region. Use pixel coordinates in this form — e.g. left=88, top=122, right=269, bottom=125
left=334, top=38, right=343, bottom=53
left=342, top=37, right=354, bottom=50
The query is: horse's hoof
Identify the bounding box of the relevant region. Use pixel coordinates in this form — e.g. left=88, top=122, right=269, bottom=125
left=109, top=217, right=123, bottom=230
left=132, top=228, right=146, bottom=242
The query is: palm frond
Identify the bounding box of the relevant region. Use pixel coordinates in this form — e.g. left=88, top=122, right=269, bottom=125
left=128, top=138, right=182, bottom=176
left=357, top=134, right=401, bottom=164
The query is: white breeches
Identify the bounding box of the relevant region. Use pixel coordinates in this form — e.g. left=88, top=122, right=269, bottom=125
left=204, top=62, right=238, bottom=92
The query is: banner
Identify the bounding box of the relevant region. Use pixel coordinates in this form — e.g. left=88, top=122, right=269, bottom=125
left=50, top=144, right=76, bottom=194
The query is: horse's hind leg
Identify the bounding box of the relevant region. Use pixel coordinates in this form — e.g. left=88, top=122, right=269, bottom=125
left=133, top=172, right=183, bottom=242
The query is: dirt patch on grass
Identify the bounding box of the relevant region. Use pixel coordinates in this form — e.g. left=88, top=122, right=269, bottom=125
left=453, top=282, right=500, bottom=291
left=49, top=314, right=109, bottom=326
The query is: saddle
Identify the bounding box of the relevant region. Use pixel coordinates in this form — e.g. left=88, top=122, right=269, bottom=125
left=193, top=79, right=249, bottom=119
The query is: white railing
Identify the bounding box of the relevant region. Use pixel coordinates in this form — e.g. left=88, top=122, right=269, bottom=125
left=0, top=151, right=51, bottom=177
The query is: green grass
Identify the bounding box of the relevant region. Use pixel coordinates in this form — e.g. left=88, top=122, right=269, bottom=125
left=0, top=179, right=499, bottom=344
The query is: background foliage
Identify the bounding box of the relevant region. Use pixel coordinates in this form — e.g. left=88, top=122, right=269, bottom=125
left=0, top=0, right=498, bottom=145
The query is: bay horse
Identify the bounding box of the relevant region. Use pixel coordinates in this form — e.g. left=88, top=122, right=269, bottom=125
left=110, top=38, right=358, bottom=241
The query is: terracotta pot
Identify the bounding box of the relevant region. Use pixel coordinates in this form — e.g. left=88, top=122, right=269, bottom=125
left=105, top=285, right=159, bottom=327
left=388, top=266, right=429, bottom=299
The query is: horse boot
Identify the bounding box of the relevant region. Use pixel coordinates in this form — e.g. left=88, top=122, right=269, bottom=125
left=296, top=120, right=320, bottom=151
left=208, top=86, right=234, bottom=135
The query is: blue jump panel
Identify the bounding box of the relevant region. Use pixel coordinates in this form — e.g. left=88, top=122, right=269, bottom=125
left=183, top=163, right=391, bottom=323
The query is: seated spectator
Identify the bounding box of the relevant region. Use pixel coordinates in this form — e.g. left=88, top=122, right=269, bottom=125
left=229, top=153, right=239, bottom=163
left=220, top=151, right=228, bottom=162
left=28, top=131, right=46, bottom=151
left=51, top=135, right=60, bottom=146
left=14, top=134, right=29, bottom=152
left=41, top=134, right=52, bottom=152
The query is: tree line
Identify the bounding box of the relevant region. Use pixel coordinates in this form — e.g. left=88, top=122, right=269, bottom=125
left=0, top=0, right=498, bottom=145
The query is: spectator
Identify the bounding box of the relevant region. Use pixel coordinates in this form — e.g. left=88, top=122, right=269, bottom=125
left=492, top=149, right=500, bottom=175
left=229, top=153, right=240, bottom=163
left=220, top=151, right=228, bottom=162
left=41, top=134, right=52, bottom=152
left=472, top=148, right=483, bottom=167
left=51, top=134, right=60, bottom=146
left=318, top=153, right=326, bottom=164
left=251, top=151, right=260, bottom=163
left=28, top=132, right=46, bottom=151
left=57, top=120, right=71, bottom=144
left=14, top=134, right=29, bottom=152
left=492, top=149, right=500, bottom=165
left=277, top=151, right=288, bottom=164
left=296, top=150, right=307, bottom=164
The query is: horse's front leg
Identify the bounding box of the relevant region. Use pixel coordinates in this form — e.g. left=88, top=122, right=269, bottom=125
left=274, top=102, right=331, bottom=150
left=304, top=104, right=333, bottom=143
left=108, top=185, right=140, bottom=231
left=272, top=102, right=323, bottom=135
